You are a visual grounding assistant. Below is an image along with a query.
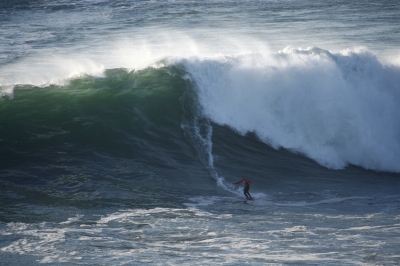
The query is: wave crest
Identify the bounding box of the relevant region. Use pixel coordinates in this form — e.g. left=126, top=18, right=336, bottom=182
left=183, top=47, right=400, bottom=172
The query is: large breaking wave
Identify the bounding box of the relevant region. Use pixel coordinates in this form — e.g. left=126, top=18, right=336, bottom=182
left=1, top=46, right=400, bottom=174
left=182, top=47, right=400, bottom=172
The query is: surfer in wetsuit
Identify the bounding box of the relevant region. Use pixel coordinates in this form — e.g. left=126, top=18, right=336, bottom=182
left=233, top=177, right=253, bottom=200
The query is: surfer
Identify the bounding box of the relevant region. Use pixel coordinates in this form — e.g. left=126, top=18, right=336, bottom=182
left=233, top=177, right=253, bottom=200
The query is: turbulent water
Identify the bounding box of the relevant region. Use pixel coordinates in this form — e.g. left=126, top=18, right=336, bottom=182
left=1, top=0, right=400, bottom=265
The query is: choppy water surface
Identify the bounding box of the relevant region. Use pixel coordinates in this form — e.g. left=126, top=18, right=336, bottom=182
left=1, top=0, right=400, bottom=265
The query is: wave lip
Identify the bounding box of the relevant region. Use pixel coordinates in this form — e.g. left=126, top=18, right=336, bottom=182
left=183, top=47, right=400, bottom=172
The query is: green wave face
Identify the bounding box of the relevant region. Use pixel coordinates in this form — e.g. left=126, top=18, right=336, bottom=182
left=0, top=66, right=192, bottom=159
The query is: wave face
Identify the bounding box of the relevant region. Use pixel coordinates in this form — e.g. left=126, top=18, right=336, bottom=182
left=0, top=67, right=210, bottom=208
left=183, top=47, right=400, bottom=172
left=1, top=48, right=400, bottom=188
left=1, top=67, right=186, bottom=161
left=1, top=47, right=400, bottom=211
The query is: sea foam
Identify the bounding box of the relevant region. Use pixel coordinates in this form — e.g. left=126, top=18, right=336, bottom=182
left=184, top=47, right=400, bottom=172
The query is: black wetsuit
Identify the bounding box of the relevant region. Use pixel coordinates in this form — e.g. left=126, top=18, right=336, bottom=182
left=243, top=180, right=252, bottom=198
left=233, top=178, right=253, bottom=199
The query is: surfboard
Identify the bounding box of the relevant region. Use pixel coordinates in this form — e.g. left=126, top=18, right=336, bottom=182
left=243, top=197, right=255, bottom=203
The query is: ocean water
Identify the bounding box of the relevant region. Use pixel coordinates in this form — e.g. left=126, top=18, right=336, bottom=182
left=1, top=0, right=400, bottom=265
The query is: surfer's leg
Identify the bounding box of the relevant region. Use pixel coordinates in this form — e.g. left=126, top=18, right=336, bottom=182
left=244, top=187, right=251, bottom=199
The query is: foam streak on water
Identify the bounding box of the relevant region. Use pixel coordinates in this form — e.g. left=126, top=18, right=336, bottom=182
left=1, top=199, right=400, bottom=265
